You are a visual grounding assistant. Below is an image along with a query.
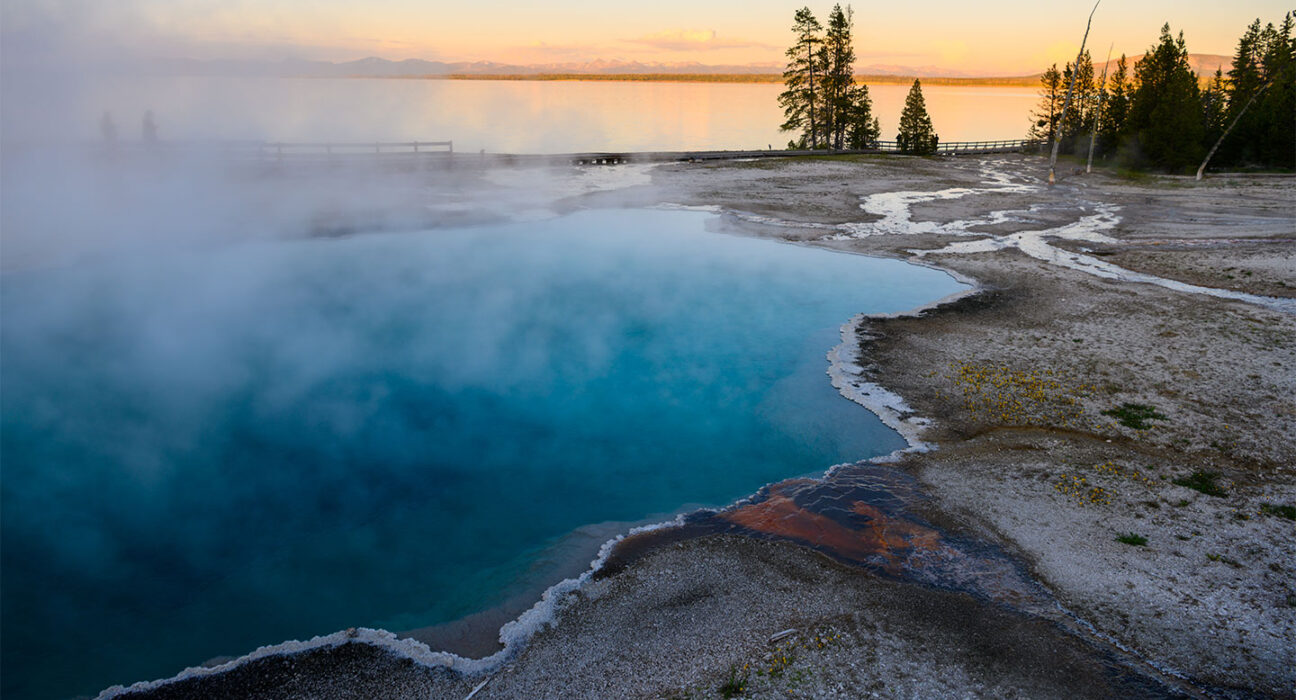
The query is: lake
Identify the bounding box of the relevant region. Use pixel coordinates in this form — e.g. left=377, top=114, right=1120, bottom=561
left=20, top=76, right=1038, bottom=152
left=0, top=208, right=968, bottom=699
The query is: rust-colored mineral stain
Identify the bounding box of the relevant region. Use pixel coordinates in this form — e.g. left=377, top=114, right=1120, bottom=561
left=720, top=482, right=946, bottom=568
left=851, top=502, right=944, bottom=555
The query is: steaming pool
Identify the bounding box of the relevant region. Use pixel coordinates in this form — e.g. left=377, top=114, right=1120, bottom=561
left=1, top=208, right=967, bottom=699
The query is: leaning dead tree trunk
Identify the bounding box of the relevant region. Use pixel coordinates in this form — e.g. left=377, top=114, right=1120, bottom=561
left=1049, top=0, right=1101, bottom=185
left=1196, top=78, right=1274, bottom=180
left=1086, top=44, right=1113, bottom=174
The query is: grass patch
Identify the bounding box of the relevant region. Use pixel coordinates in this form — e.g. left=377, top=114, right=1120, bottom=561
left=1115, top=533, right=1148, bottom=546
left=1114, top=167, right=1155, bottom=182
left=718, top=665, right=749, bottom=698
left=1206, top=553, right=1243, bottom=568
left=1261, top=503, right=1296, bottom=520
left=1173, top=471, right=1227, bottom=497
left=1101, top=403, right=1167, bottom=430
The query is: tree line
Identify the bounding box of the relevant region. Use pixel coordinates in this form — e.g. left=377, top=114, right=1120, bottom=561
left=777, top=5, right=941, bottom=154
left=1030, top=12, right=1295, bottom=172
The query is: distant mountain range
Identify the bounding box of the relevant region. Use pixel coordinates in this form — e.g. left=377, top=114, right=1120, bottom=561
left=143, top=53, right=1234, bottom=81
left=146, top=57, right=785, bottom=77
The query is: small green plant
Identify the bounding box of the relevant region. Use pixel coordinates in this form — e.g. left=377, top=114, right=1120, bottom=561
left=1206, top=553, right=1242, bottom=568
left=761, top=648, right=797, bottom=679
left=719, top=665, right=748, bottom=698
left=1173, top=471, right=1227, bottom=497
left=1115, top=533, right=1148, bottom=546
left=1101, top=403, right=1167, bottom=429
left=1261, top=503, right=1296, bottom=520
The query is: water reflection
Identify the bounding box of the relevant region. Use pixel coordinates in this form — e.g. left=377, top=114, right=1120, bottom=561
left=50, top=77, right=1036, bottom=152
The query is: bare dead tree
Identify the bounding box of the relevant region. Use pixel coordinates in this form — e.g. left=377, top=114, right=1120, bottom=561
left=1196, top=77, right=1274, bottom=180
left=1086, top=43, right=1113, bottom=174
left=1049, top=0, right=1101, bottom=185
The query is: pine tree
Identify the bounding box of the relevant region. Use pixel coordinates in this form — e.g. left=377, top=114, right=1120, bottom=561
left=1198, top=12, right=1294, bottom=176
left=1083, top=50, right=1113, bottom=170
left=1254, top=13, right=1295, bottom=167
left=1219, top=19, right=1265, bottom=164
left=1028, top=64, right=1063, bottom=143
left=1124, top=24, right=1205, bottom=171
left=1098, top=55, right=1130, bottom=153
left=779, top=8, right=826, bottom=150
left=897, top=79, right=939, bottom=154
left=822, top=5, right=855, bottom=149
left=1228, top=20, right=1266, bottom=107
left=1059, top=51, right=1096, bottom=153
left=1215, top=14, right=1295, bottom=167
left=782, top=4, right=878, bottom=151
left=845, top=86, right=881, bottom=149
left=1201, top=68, right=1229, bottom=149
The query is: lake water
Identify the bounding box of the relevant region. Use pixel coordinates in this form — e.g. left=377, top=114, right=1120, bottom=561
left=1, top=209, right=967, bottom=699
left=19, top=76, right=1038, bottom=152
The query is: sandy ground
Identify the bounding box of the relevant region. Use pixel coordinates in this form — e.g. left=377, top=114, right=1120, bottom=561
left=104, top=155, right=1295, bottom=699
left=648, top=155, right=1296, bottom=695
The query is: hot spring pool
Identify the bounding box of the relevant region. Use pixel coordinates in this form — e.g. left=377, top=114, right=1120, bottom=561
left=1, top=208, right=967, bottom=699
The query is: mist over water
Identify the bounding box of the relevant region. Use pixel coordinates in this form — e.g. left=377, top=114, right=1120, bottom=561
left=2, top=15, right=977, bottom=697
left=2, top=209, right=966, bottom=698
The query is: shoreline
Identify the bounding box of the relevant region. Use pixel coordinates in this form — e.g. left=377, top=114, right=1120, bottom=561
left=98, top=153, right=1295, bottom=698
left=303, top=73, right=1042, bottom=87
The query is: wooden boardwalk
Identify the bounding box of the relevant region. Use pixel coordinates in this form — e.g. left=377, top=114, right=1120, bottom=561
left=560, top=139, right=1042, bottom=165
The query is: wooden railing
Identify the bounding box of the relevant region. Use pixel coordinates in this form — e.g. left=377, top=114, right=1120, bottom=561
left=873, top=139, right=1042, bottom=154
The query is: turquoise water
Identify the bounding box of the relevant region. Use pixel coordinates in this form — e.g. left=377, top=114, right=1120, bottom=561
left=1, top=209, right=966, bottom=699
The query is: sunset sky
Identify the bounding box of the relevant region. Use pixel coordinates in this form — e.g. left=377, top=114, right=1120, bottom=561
left=3, top=1, right=1292, bottom=75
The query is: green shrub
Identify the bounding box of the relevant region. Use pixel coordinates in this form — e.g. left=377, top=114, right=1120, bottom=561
left=1101, top=403, right=1166, bottom=429
left=719, top=666, right=748, bottom=698
left=1173, top=471, right=1227, bottom=497
left=1261, top=503, right=1296, bottom=520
